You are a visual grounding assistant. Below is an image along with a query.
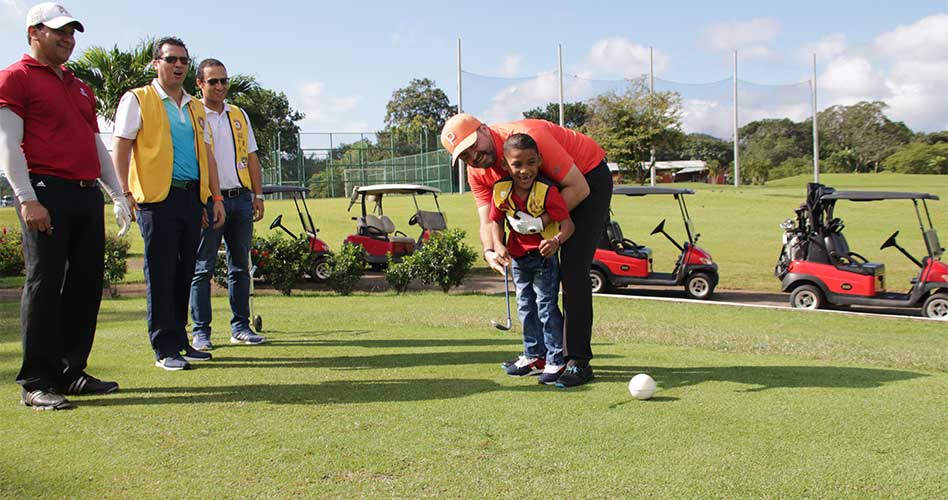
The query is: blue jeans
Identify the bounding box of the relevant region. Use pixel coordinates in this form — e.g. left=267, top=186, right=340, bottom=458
left=137, top=186, right=203, bottom=359
left=190, top=191, right=254, bottom=339
left=511, top=252, right=564, bottom=366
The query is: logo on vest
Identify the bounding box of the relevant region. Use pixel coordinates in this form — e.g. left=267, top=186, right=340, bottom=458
left=233, top=120, right=242, bottom=131
left=239, top=157, right=249, bottom=169
left=198, top=116, right=206, bottom=130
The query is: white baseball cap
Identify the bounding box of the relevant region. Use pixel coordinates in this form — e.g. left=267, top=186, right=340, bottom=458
left=26, top=2, right=84, bottom=32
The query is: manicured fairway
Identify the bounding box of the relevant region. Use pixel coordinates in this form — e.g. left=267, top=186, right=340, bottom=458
left=0, top=293, right=944, bottom=498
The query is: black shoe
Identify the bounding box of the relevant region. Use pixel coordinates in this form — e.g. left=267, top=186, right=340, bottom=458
left=503, top=356, right=546, bottom=376
left=155, top=355, right=191, bottom=371
left=182, top=346, right=212, bottom=362
left=21, top=388, right=73, bottom=410
left=64, top=373, right=119, bottom=395
left=538, top=364, right=566, bottom=385
left=555, top=362, right=594, bottom=388
left=500, top=356, right=520, bottom=369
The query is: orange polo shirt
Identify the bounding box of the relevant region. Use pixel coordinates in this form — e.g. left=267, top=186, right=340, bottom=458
left=467, top=119, right=606, bottom=207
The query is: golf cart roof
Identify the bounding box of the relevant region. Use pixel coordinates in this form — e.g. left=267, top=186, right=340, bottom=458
left=614, top=186, right=696, bottom=196
left=821, top=191, right=940, bottom=202
left=353, top=184, right=441, bottom=195
left=262, top=185, right=310, bottom=195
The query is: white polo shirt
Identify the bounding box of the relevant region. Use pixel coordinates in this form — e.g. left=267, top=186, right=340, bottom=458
left=205, top=102, right=258, bottom=190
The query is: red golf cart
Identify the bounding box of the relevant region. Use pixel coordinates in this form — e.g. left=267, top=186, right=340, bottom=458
left=775, top=183, right=947, bottom=319
left=344, top=184, right=447, bottom=269
left=591, top=186, right=718, bottom=299
left=263, top=185, right=332, bottom=282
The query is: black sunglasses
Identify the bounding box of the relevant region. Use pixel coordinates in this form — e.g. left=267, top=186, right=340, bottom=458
left=205, top=77, right=229, bottom=86
left=158, top=55, right=190, bottom=65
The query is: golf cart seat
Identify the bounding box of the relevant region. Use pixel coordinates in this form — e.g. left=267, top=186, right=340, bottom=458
left=415, top=210, right=447, bottom=231
left=379, top=215, right=415, bottom=244
left=360, top=215, right=388, bottom=239
left=824, top=222, right=885, bottom=276
left=605, top=221, right=651, bottom=260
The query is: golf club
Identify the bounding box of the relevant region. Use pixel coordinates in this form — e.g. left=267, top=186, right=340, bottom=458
left=490, top=265, right=512, bottom=331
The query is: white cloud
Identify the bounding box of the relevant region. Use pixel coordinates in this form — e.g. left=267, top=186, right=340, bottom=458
left=584, top=37, right=667, bottom=77
left=293, top=82, right=365, bottom=131
left=819, top=56, right=887, bottom=104
left=2, top=0, right=25, bottom=31
left=873, top=13, right=948, bottom=62
left=499, top=55, right=523, bottom=77
left=797, top=33, right=848, bottom=62
left=700, top=18, right=779, bottom=59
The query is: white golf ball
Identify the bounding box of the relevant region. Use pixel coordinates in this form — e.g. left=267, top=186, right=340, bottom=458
left=628, top=374, right=657, bottom=400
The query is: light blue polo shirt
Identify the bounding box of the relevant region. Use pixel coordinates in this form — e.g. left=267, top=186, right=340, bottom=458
left=163, top=99, right=200, bottom=181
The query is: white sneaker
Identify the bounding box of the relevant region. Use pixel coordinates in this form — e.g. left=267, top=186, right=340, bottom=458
left=538, top=363, right=565, bottom=385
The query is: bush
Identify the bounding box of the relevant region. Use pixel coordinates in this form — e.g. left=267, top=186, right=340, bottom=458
left=384, top=254, right=416, bottom=293
left=103, top=233, right=130, bottom=297
left=0, top=227, right=24, bottom=277
left=326, top=242, right=365, bottom=296
left=411, top=228, right=477, bottom=293
left=258, top=233, right=314, bottom=296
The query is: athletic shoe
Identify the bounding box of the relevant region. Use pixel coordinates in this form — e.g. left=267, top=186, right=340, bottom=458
left=192, top=334, right=213, bottom=352
left=503, top=356, right=546, bottom=376
left=538, top=364, right=566, bottom=385
left=21, top=388, right=73, bottom=410
left=182, top=346, right=212, bottom=362
left=231, top=330, right=265, bottom=345
left=555, top=362, right=595, bottom=388
left=155, top=356, right=191, bottom=371
left=63, top=373, right=119, bottom=395
left=500, top=356, right=520, bottom=369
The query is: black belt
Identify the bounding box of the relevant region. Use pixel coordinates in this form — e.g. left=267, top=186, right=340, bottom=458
left=222, top=187, right=250, bottom=198
left=30, top=174, right=98, bottom=188
left=170, top=179, right=198, bottom=190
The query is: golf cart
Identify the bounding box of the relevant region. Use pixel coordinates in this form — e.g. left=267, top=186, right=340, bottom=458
left=263, top=185, right=332, bottom=282
left=344, top=184, right=447, bottom=269
left=590, top=186, right=718, bottom=299
left=775, top=182, right=947, bottom=319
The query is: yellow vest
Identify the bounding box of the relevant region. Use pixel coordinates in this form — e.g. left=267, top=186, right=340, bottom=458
left=492, top=176, right=559, bottom=240
left=224, top=104, right=252, bottom=189
left=128, top=85, right=211, bottom=203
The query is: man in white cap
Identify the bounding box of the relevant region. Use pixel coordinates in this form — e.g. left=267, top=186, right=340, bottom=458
left=0, top=3, right=132, bottom=410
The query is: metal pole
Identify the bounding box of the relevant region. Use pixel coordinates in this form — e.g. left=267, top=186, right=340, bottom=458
left=329, top=133, right=334, bottom=198
left=733, top=50, right=740, bottom=187
left=276, top=131, right=282, bottom=188
left=558, top=44, right=565, bottom=127
left=812, top=53, right=820, bottom=183
left=649, top=46, right=654, bottom=93
left=457, top=37, right=465, bottom=194
left=649, top=46, right=656, bottom=187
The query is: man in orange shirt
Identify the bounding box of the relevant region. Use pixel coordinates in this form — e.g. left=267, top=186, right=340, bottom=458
left=441, top=114, right=612, bottom=388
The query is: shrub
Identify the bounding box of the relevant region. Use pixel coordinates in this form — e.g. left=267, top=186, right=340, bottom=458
left=102, top=233, right=130, bottom=297
left=326, top=242, right=365, bottom=296
left=411, top=228, right=477, bottom=293
left=259, top=233, right=314, bottom=296
left=384, top=254, right=416, bottom=293
left=0, top=227, right=24, bottom=277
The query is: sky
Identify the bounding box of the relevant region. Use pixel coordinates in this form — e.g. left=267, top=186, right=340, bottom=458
left=3, top=0, right=948, bottom=137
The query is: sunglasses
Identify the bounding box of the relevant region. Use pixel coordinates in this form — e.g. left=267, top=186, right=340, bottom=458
left=205, top=77, right=229, bottom=86
left=158, top=55, right=191, bottom=65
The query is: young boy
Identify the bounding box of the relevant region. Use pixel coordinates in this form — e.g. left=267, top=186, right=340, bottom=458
left=488, top=133, right=575, bottom=385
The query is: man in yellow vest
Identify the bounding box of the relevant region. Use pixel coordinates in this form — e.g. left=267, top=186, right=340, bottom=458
left=111, top=37, right=226, bottom=371
left=189, top=58, right=266, bottom=351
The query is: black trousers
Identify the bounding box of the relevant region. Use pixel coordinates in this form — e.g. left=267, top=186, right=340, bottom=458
left=560, top=161, right=613, bottom=362
left=16, top=177, right=104, bottom=391
left=137, top=186, right=203, bottom=359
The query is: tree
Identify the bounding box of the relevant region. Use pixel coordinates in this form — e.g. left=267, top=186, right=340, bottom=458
left=817, top=101, right=913, bottom=172
left=679, top=133, right=733, bottom=179
left=383, top=78, right=453, bottom=149
left=522, top=101, right=591, bottom=129
left=229, top=86, right=305, bottom=174
left=882, top=143, right=948, bottom=174
left=583, top=77, right=682, bottom=182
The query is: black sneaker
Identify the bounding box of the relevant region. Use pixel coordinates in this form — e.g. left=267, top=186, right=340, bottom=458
left=182, top=346, right=212, bottom=362
left=500, top=356, right=520, bottom=369
left=155, top=355, right=191, bottom=371
left=555, top=362, right=594, bottom=388
left=64, top=373, right=119, bottom=395
left=538, top=364, right=566, bottom=385
left=21, top=388, right=73, bottom=410
left=503, top=356, right=546, bottom=376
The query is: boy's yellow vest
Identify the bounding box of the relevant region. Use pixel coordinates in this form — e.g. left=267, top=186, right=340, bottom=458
left=127, top=85, right=211, bottom=203
left=223, top=104, right=252, bottom=189
left=491, top=176, right=559, bottom=240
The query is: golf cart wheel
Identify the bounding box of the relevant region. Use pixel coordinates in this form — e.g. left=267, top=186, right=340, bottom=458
left=921, top=292, right=948, bottom=319
left=685, top=272, right=715, bottom=300
left=253, top=315, right=263, bottom=332
left=309, top=256, right=331, bottom=283
left=590, top=269, right=609, bottom=294
left=790, top=284, right=823, bottom=310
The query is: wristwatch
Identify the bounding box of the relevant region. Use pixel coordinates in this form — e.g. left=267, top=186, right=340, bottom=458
left=254, top=194, right=265, bottom=201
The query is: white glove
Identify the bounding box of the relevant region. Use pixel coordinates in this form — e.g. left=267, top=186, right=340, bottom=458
left=507, top=210, right=543, bottom=235
left=112, top=197, right=132, bottom=237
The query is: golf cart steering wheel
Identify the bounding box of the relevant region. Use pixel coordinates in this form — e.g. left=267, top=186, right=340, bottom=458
left=408, top=213, right=418, bottom=226
left=880, top=230, right=900, bottom=250
left=269, top=214, right=283, bottom=230
left=650, top=219, right=666, bottom=236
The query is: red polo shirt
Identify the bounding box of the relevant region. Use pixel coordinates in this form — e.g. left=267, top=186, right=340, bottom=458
left=467, top=119, right=606, bottom=207
left=0, top=54, right=100, bottom=180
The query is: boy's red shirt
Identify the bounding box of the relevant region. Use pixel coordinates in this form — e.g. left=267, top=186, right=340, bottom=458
left=489, top=183, right=569, bottom=258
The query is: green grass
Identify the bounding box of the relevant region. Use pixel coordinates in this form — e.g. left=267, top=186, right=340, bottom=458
left=0, top=293, right=945, bottom=498
left=1, top=172, right=945, bottom=291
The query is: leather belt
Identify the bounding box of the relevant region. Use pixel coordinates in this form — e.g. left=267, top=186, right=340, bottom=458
left=222, top=187, right=250, bottom=198
left=170, top=179, right=198, bottom=190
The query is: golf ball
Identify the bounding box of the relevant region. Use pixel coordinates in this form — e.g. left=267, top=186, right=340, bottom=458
left=628, top=374, right=657, bottom=400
